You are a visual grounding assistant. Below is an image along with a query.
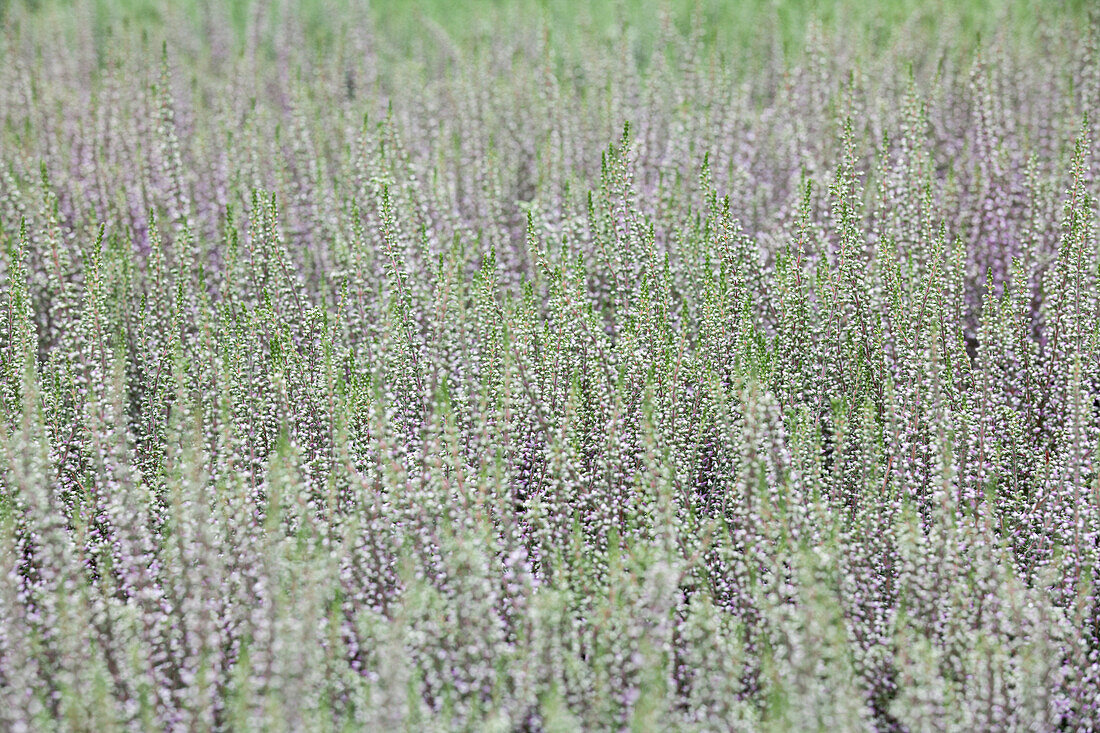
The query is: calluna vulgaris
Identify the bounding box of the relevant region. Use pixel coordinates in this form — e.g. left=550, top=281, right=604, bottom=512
left=1, top=1, right=1099, bottom=730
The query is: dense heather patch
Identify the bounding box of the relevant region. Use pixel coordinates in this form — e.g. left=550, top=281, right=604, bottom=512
left=1, top=2, right=1099, bottom=730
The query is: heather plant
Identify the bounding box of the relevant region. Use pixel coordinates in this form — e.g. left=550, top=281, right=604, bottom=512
left=1, top=0, right=1099, bottom=730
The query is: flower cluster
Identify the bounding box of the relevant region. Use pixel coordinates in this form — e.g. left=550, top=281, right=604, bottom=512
left=0, top=1, right=1098, bottom=730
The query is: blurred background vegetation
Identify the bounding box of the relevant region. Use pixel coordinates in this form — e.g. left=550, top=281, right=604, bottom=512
left=1, top=0, right=1093, bottom=72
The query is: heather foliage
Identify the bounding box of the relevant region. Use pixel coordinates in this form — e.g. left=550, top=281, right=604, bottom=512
left=1, top=1, right=1099, bottom=730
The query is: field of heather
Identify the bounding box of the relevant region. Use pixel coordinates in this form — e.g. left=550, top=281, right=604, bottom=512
left=1, top=0, right=1098, bottom=730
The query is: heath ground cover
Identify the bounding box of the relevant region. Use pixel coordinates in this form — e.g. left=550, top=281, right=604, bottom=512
left=1, top=0, right=1098, bottom=730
